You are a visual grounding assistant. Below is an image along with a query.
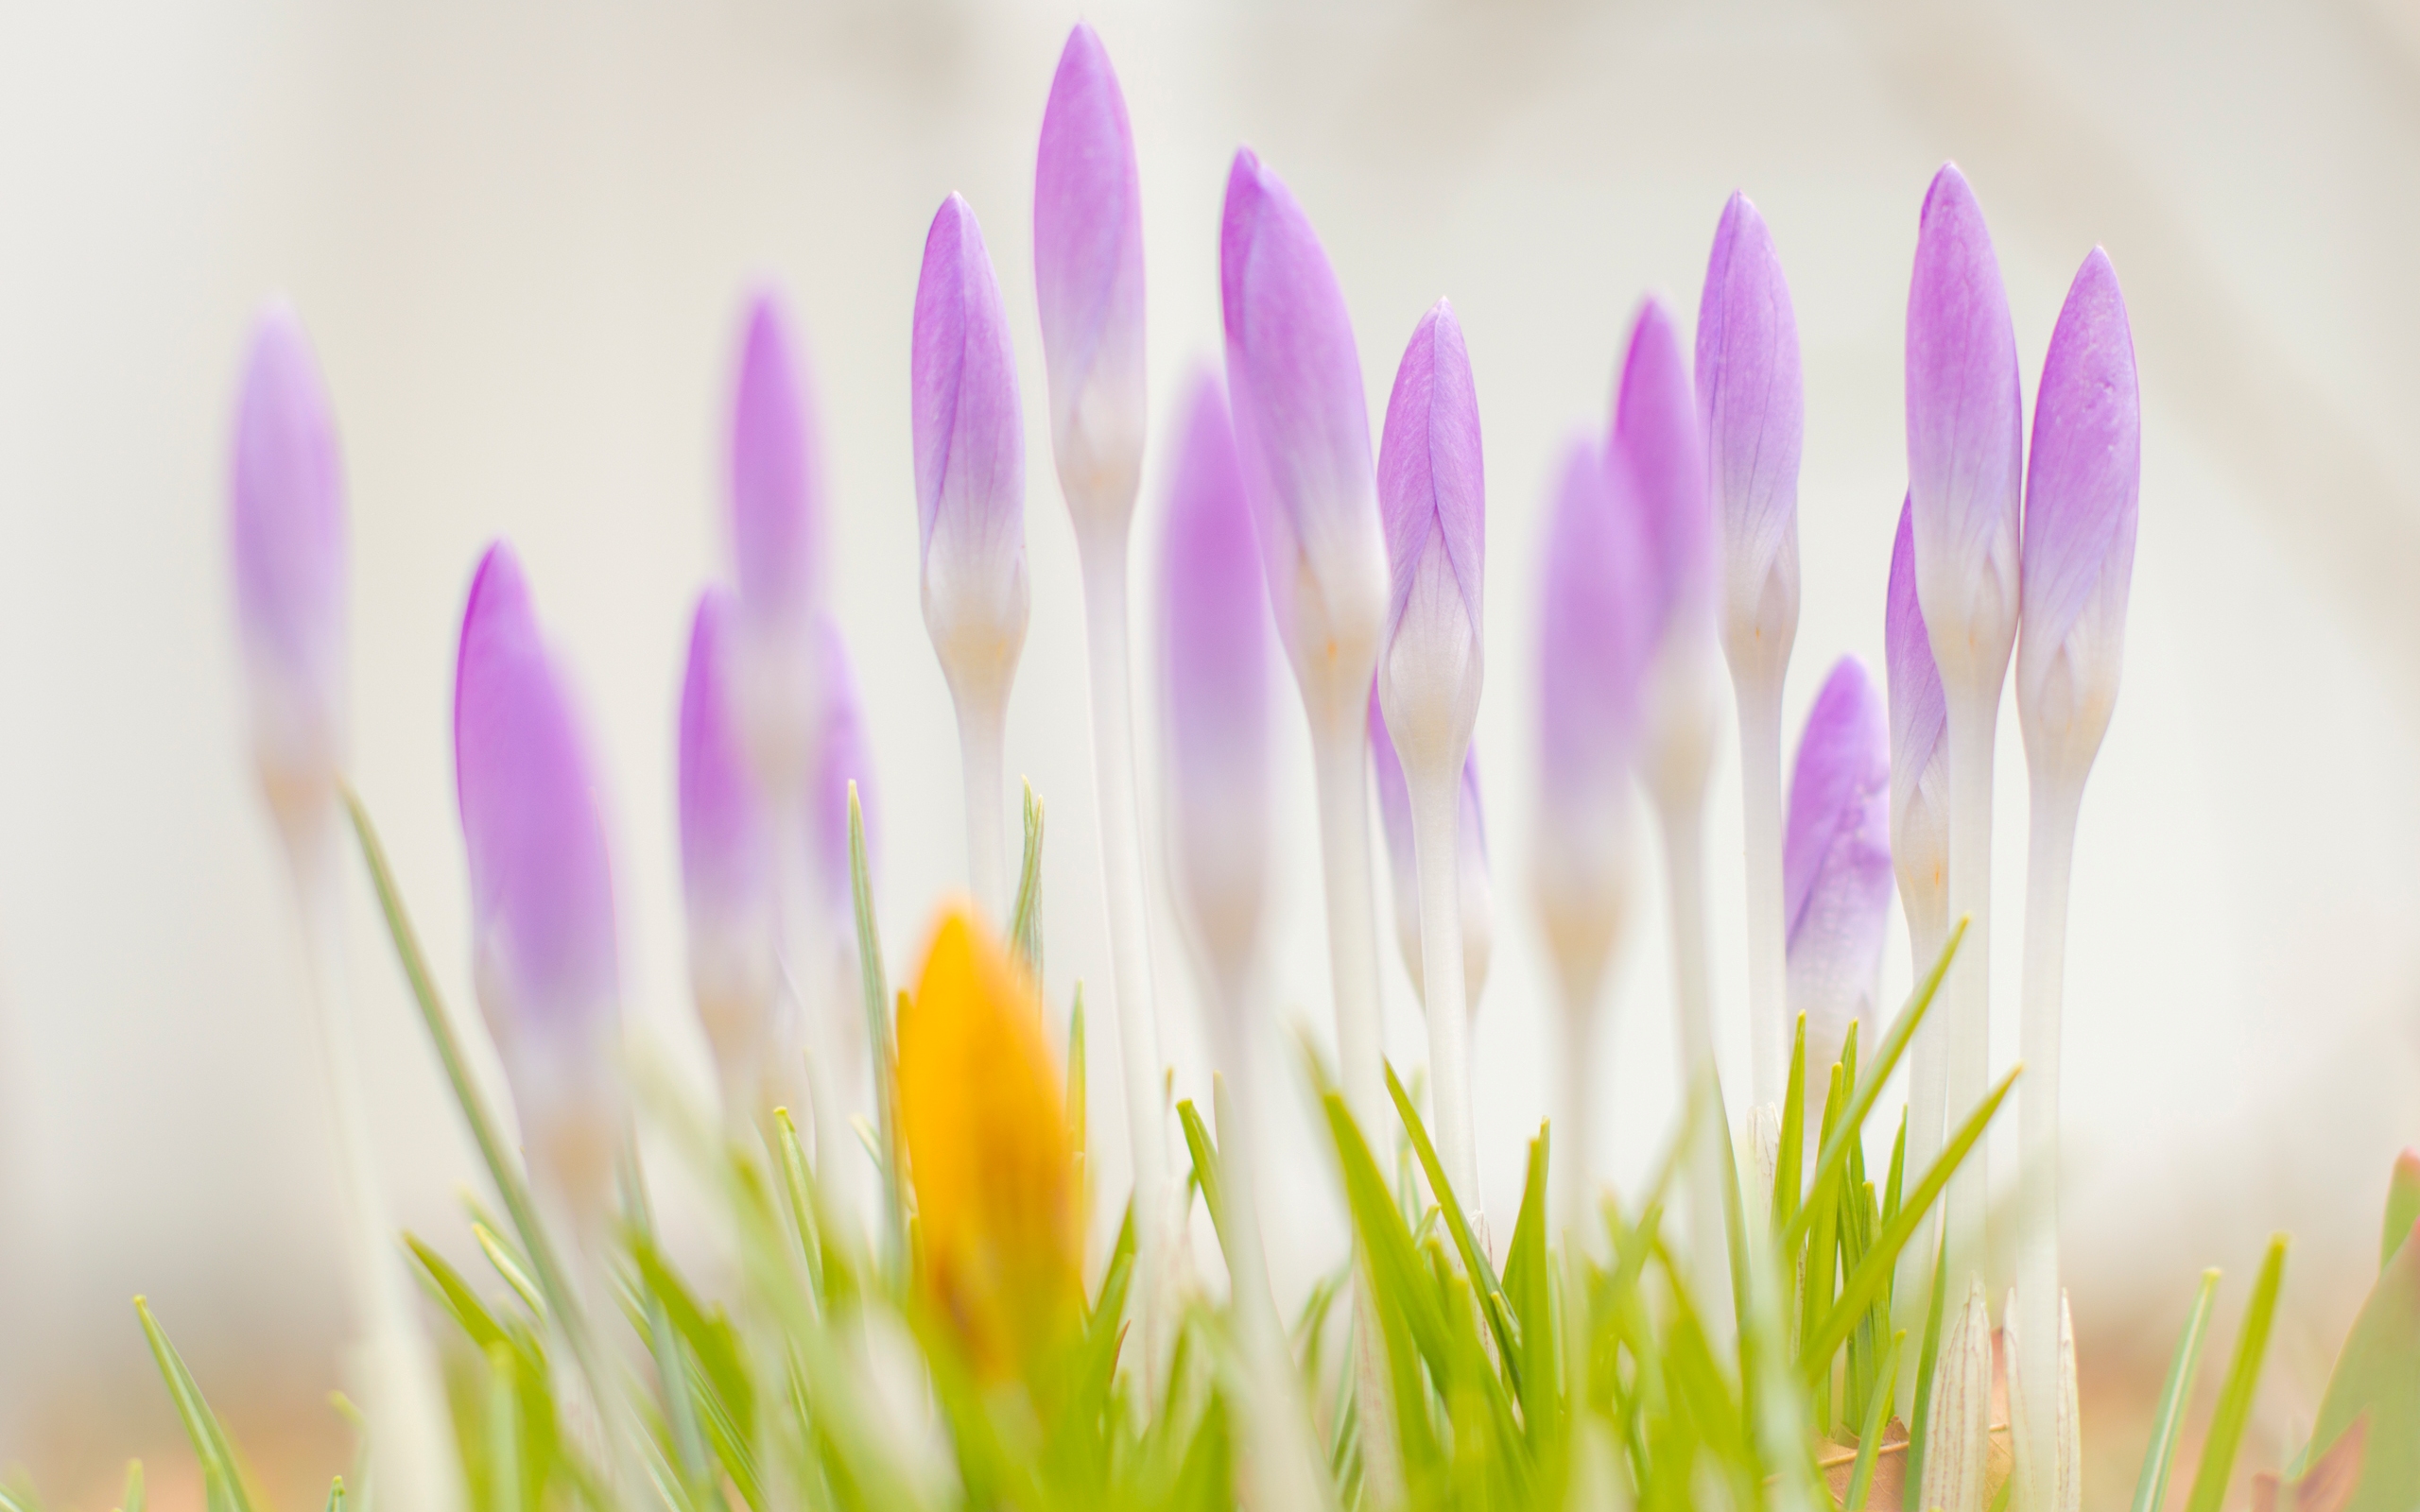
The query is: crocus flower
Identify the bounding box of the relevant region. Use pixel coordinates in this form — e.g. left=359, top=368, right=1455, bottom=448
left=727, top=290, right=829, bottom=788
left=1034, top=21, right=1146, bottom=525
left=231, top=303, right=347, bottom=833
left=1374, top=298, right=1485, bottom=770
left=1220, top=147, right=1390, bottom=713
left=1159, top=373, right=1270, bottom=985
left=897, top=908, right=1081, bottom=1382
left=455, top=542, right=624, bottom=1222
left=1697, top=191, right=1803, bottom=686
left=1906, top=163, right=2023, bottom=692
left=2017, top=249, right=2138, bottom=782
left=678, top=588, right=778, bottom=1111
left=1781, top=657, right=1892, bottom=1091
left=1886, top=498, right=1950, bottom=951
left=1372, top=690, right=1492, bottom=1012
left=1532, top=437, right=1652, bottom=996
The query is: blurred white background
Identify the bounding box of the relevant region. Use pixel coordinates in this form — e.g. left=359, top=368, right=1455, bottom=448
left=5, top=0, right=2420, bottom=1502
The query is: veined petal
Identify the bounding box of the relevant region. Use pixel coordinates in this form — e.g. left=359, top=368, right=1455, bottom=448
left=1782, top=657, right=1893, bottom=1074
left=1035, top=22, right=1147, bottom=518
left=1907, top=163, right=2024, bottom=681
left=230, top=303, right=348, bottom=809
left=1220, top=148, right=1387, bottom=696
left=2018, top=248, right=2139, bottom=766
left=1887, top=497, right=1950, bottom=936
left=1378, top=298, right=1485, bottom=665
left=729, top=289, right=824, bottom=627
left=1611, top=296, right=1710, bottom=645
left=1160, top=372, right=1269, bottom=970
left=1696, top=193, right=1803, bottom=676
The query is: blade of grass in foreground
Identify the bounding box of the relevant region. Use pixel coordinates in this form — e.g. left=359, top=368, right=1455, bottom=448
left=135, top=1297, right=261, bottom=1512
left=2132, top=1269, right=2220, bottom=1512
left=846, top=783, right=907, bottom=1285
left=2183, top=1237, right=2288, bottom=1512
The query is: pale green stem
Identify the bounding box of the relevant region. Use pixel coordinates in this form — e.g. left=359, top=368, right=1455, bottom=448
left=1074, top=530, right=1176, bottom=1400
left=2017, top=771, right=2081, bottom=1512
left=1653, top=795, right=1731, bottom=1332
left=1736, top=669, right=1789, bottom=1117
left=1944, top=682, right=1997, bottom=1293
left=1408, top=754, right=1481, bottom=1240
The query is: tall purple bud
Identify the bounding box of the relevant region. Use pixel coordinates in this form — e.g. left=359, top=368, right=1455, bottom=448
left=1698, top=192, right=1804, bottom=1111
left=726, top=290, right=829, bottom=793
left=679, top=589, right=778, bottom=1117
left=1219, top=146, right=1392, bottom=1142
left=914, top=192, right=1029, bottom=914
left=2013, top=247, right=2139, bottom=1503
left=1781, top=656, right=1893, bottom=1096
left=1035, top=21, right=1147, bottom=528
left=231, top=304, right=348, bottom=838
left=455, top=543, right=624, bottom=1226
left=1372, top=692, right=1493, bottom=1012
left=1160, top=375, right=1270, bottom=989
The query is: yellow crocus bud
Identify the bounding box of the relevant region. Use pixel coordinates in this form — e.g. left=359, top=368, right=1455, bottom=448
left=897, top=906, right=1082, bottom=1381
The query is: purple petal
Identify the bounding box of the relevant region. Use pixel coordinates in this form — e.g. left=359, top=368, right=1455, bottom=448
left=230, top=302, right=347, bottom=786
left=1782, top=656, right=1893, bottom=984
left=679, top=588, right=770, bottom=936
left=913, top=194, right=1026, bottom=564
left=1538, top=436, right=1653, bottom=797
left=1696, top=193, right=1803, bottom=611
left=454, top=543, right=620, bottom=1048
left=809, top=611, right=880, bottom=911
left=2021, top=249, right=2139, bottom=664
left=1034, top=23, right=1147, bottom=494
left=1160, top=371, right=1270, bottom=920
left=1886, top=497, right=1948, bottom=789
left=730, top=289, right=825, bottom=626
left=1219, top=148, right=1377, bottom=639
left=1906, top=164, right=2023, bottom=651
left=1377, top=298, right=1485, bottom=654
left=1610, top=297, right=1709, bottom=643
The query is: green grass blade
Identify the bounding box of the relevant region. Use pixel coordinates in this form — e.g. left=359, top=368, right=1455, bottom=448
left=121, top=1461, right=145, bottom=1512
left=1905, top=1225, right=1952, bottom=1501
left=2132, top=1269, right=2221, bottom=1512
left=1784, top=918, right=1966, bottom=1256
left=2183, top=1235, right=2289, bottom=1512
left=1844, top=1332, right=1903, bottom=1512
left=1774, top=1014, right=1808, bottom=1240
left=1802, top=1062, right=2018, bottom=1371
left=134, top=1297, right=261, bottom=1512
left=485, top=1342, right=525, bottom=1512
left=1503, top=1125, right=1558, bottom=1450
left=1384, top=1061, right=1522, bottom=1383
left=1177, top=1098, right=1227, bottom=1249
left=2383, top=1149, right=2420, bottom=1272
left=847, top=782, right=908, bottom=1287
left=322, top=1479, right=343, bottom=1512
left=1011, top=782, right=1046, bottom=981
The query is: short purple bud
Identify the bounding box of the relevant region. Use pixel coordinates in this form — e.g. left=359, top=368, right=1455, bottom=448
left=727, top=290, right=830, bottom=791
left=1782, top=657, right=1893, bottom=1085
left=678, top=589, right=777, bottom=1105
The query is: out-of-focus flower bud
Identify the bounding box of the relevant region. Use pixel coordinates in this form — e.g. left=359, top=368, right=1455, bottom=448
left=1697, top=192, right=1802, bottom=692
left=1782, top=656, right=1892, bottom=1089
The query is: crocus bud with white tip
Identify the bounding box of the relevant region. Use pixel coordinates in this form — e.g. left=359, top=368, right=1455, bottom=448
left=1887, top=497, right=1950, bottom=956
left=678, top=588, right=778, bottom=1116
left=1907, top=163, right=2024, bottom=697
left=1697, top=192, right=1802, bottom=690
left=2017, top=249, right=2138, bottom=789
left=1160, top=373, right=1270, bottom=990
left=1375, top=299, right=1484, bottom=779
left=727, top=290, right=829, bottom=794
left=1220, top=148, right=1389, bottom=721
left=231, top=304, right=348, bottom=838
left=455, top=543, right=625, bottom=1228
left=1372, top=691, right=1493, bottom=1010
left=1782, top=656, right=1892, bottom=1091
left=1035, top=22, right=1147, bottom=528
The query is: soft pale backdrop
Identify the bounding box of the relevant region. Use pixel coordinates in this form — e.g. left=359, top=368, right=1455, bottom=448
left=3, top=0, right=2417, bottom=1500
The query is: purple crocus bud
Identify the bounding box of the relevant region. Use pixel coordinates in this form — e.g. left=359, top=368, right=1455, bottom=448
left=2017, top=249, right=2139, bottom=784
left=1374, top=298, right=1486, bottom=780
left=1697, top=193, right=1803, bottom=685
left=1220, top=148, right=1389, bottom=715
left=230, top=304, right=348, bottom=832
left=915, top=193, right=1031, bottom=717
left=1907, top=163, right=2024, bottom=692
left=727, top=290, right=829, bottom=790
left=1782, top=656, right=1893, bottom=1086
left=678, top=588, right=777, bottom=1110
left=810, top=610, right=880, bottom=917
left=1887, top=497, right=1950, bottom=947
left=1035, top=22, right=1147, bottom=526
left=1533, top=437, right=1653, bottom=997
left=454, top=542, right=624, bottom=1220
left=1160, top=373, right=1270, bottom=982
left=1372, top=689, right=1493, bottom=1011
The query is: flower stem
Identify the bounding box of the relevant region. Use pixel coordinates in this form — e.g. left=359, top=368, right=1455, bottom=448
left=1074, top=531, right=1175, bottom=1399
left=286, top=815, right=465, bottom=1512
left=1653, top=794, right=1732, bottom=1329
left=1944, top=682, right=1998, bottom=1294
left=954, top=692, right=1011, bottom=922
left=2017, top=771, right=2081, bottom=1511
left=1408, top=757, right=1481, bottom=1237
left=1736, top=669, right=1789, bottom=1117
